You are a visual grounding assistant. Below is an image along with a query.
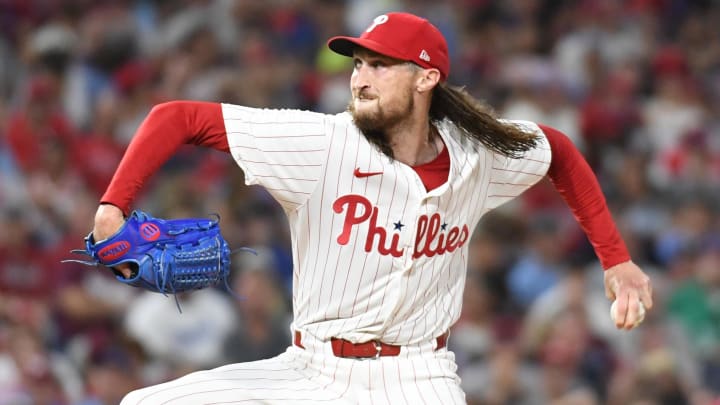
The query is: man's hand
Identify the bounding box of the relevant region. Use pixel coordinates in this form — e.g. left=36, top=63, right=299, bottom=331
left=93, top=204, right=133, bottom=278
left=603, top=260, right=653, bottom=330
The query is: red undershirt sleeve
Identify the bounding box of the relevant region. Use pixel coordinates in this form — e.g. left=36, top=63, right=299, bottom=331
left=539, top=124, right=630, bottom=269
left=100, top=101, right=229, bottom=215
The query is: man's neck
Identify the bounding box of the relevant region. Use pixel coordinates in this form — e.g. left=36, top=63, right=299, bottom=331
left=388, top=121, right=440, bottom=167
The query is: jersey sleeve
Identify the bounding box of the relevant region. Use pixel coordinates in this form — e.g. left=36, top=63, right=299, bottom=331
left=221, top=103, right=331, bottom=211
left=485, top=120, right=552, bottom=211
left=541, top=124, right=630, bottom=269
left=101, top=101, right=229, bottom=215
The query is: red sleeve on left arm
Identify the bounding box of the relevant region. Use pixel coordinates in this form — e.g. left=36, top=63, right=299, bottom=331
left=101, top=101, right=229, bottom=215
left=540, top=124, right=630, bottom=269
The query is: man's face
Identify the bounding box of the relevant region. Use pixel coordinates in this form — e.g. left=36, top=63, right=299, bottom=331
left=348, top=49, right=418, bottom=133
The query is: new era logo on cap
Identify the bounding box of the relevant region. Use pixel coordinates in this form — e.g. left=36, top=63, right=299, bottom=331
left=327, top=12, right=450, bottom=80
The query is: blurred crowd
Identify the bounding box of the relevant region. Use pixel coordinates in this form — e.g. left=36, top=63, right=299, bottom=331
left=0, top=0, right=719, bottom=404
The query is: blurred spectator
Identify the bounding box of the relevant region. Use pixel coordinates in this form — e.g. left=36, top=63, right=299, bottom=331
left=643, top=46, right=707, bottom=187
left=520, top=266, right=619, bottom=401
left=62, top=4, right=138, bottom=130
left=0, top=207, right=58, bottom=299
left=462, top=308, right=604, bottom=405
left=507, top=215, right=565, bottom=309
left=501, top=57, right=583, bottom=151
left=530, top=307, right=604, bottom=404
left=25, top=137, right=94, bottom=240
left=0, top=325, right=76, bottom=405
left=123, top=289, right=237, bottom=377
left=74, top=340, right=143, bottom=405
left=450, top=270, right=502, bottom=369
left=71, top=95, right=126, bottom=196
left=108, top=60, right=160, bottom=146
left=653, top=197, right=716, bottom=268
left=6, top=74, right=76, bottom=174
left=233, top=202, right=294, bottom=292
left=667, top=238, right=720, bottom=393
left=51, top=266, right=135, bottom=362
left=606, top=318, right=698, bottom=405
left=605, top=152, right=670, bottom=266
left=579, top=65, right=643, bottom=171
left=222, top=247, right=292, bottom=363
left=460, top=341, right=541, bottom=405
left=655, top=128, right=720, bottom=198
left=552, top=0, right=651, bottom=96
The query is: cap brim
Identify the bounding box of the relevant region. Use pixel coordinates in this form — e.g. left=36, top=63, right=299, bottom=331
left=327, top=36, right=406, bottom=62
left=327, top=36, right=359, bottom=57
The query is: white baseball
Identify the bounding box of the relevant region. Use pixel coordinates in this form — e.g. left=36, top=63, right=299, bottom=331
left=611, top=299, right=645, bottom=328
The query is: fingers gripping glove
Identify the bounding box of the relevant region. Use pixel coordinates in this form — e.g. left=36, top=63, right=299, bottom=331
left=66, top=211, right=233, bottom=297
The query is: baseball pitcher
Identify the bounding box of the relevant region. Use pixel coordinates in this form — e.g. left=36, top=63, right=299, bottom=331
left=81, top=12, right=652, bottom=404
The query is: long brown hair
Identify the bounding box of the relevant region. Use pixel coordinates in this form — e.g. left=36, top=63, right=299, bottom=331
left=351, top=72, right=540, bottom=159
left=430, top=83, right=539, bottom=158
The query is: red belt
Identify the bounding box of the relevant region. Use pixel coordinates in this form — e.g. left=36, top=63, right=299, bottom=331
left=294, top=331, right=448, bottom=359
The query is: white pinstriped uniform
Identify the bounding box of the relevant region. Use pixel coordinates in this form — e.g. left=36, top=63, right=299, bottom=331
left=121, top=104, right=551, bottom=404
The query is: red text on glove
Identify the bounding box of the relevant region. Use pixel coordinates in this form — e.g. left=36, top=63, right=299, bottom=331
left=98, top=241, right=131, bottom=262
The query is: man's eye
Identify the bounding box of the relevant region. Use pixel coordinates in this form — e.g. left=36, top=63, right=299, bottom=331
left=352, top=58, right=386, bottom=69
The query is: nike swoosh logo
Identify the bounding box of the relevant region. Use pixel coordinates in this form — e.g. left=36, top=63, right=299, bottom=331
left=354, top=167, right=383, bottom=178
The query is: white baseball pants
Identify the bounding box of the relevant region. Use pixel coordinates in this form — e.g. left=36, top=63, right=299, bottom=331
left=120, top=333, right=465, bottom=404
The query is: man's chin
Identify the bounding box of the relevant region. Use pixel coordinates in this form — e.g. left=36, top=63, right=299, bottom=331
left=350, top=110, right=378, bottom=129
left=353, top=118, right=382, bottom=134
left=348, top=102, right=387, bottom=133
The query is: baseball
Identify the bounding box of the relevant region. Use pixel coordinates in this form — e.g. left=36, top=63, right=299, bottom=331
left=611, top=299, right=646, bottom=328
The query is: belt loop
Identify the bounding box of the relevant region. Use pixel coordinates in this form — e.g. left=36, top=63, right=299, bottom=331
left=435, top=331, right=449, bottom=351
left=373, top=341, right=382, bottom=358
left=294, top=330, right=305, bottom=349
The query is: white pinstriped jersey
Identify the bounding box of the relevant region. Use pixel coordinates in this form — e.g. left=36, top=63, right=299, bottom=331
left=222, top=103, right=551, bottom=346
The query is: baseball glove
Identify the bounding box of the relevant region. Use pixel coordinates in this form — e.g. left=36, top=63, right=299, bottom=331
left=64, top=210, right=236, bottom=298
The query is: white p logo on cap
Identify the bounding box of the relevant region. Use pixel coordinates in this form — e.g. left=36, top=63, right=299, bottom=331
left=366, top=14, right=389, bottom=33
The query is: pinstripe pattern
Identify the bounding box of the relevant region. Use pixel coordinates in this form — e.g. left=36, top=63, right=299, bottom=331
left=123, top=105, right=552, bottom=404
left=121, top=347, right=352, bottom=404
left=121, top=338, right=465, bottom=404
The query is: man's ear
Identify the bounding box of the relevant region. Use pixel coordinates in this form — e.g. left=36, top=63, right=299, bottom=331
left=416, top=68, right=441, bottom=93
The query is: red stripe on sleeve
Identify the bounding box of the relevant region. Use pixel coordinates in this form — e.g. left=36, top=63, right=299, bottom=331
left=100, top=101, right=229, bottom=215
left=540, top=124, right=630, bottom=269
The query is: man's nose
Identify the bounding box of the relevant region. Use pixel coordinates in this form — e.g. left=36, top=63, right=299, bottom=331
left=351, top=65, right=370, bottom=88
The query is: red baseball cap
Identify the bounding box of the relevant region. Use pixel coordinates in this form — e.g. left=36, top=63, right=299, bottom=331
left=327, top=12, right=450, bottom=80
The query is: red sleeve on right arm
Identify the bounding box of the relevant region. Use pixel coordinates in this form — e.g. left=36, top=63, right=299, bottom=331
left=101, top=101, right=229, bottom=215
left=540, top=124, right=631, bottom=269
